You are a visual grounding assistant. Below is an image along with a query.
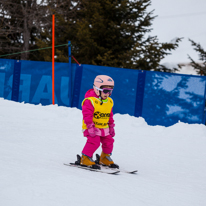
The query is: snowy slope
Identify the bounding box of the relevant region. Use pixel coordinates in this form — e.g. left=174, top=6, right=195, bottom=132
left=0, top=98, right=206, bottom=206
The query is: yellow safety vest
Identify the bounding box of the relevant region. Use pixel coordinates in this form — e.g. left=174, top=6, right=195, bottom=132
left=82, top=97, right=113, bottom=129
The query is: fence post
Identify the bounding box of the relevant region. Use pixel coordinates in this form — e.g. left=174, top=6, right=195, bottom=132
left=134, top=70, right=146, bottom=117
left=0, top=73, right=5, bottom=98
left=68, top=41, right=72, bottom=107
left=71, top=64, right=83, bottom=108
left=11, top=60, right=21, bottom=102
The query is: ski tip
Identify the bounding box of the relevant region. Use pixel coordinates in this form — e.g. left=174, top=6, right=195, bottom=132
left=111, top=171, right=120, bottom=174
left=127, top=170, right=138, bottom=174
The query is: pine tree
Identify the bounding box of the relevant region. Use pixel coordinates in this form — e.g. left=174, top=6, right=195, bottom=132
left=188, top=39, right=206, bottom=76
left=34, top=0, right=81, bottom=62
left=31, top=0, right=182, bottom=72
left=0, top=0, right=47, bottom=60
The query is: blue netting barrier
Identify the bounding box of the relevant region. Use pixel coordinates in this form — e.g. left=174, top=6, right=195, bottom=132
left=0, top=58, right=205, bottom=126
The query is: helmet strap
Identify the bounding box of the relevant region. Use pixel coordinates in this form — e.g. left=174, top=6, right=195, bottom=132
left=93, top=84, right=103, bottom=105
left=99, top=92, right=103, bottom=105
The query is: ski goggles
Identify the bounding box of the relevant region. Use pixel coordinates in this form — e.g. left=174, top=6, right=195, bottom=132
left=99, top=87, right=113, bottom=95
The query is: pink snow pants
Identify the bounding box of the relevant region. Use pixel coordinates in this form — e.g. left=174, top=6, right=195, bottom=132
left=82, top=135, right=114, bottom=158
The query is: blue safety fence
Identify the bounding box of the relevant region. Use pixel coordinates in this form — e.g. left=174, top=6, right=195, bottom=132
left=0, top=58, right=206, bottom=126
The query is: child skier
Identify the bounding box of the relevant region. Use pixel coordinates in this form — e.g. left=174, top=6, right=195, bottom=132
left=80, top=75, right=118, bottom=169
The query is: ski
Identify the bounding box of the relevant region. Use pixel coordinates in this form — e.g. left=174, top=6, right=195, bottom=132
left=118, top=168, right=138, bottom=174
left=64, top=163, right=120, bottom=174
left=95, top=154, right=138, bottom=174
left=99, top=165, right=138, bottom=174
left=65, top=154, right=137, bottom=174
left=64, top=154, right=120, bottom=174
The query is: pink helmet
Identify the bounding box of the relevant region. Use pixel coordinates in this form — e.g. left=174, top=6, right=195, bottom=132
left=93, top=75, right=114, bottom=96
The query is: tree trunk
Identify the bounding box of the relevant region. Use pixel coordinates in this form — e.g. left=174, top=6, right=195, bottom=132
left=21, top=1, right=30, bottom=60
left=21, top=16, right=30, bottom=60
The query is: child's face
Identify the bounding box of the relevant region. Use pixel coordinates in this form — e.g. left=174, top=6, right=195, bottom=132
left=100, top=86, right=113, bottom=100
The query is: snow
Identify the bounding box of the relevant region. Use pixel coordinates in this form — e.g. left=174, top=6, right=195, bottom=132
left=0, top=98, right=206, bottom=206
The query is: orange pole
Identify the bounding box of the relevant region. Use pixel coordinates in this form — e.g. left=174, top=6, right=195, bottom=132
left=52, top=14, right=55, bottom=105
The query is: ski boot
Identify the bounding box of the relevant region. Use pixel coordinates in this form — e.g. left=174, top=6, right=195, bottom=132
left=96, top=152, right=119, bottom=169
left=80, top=154, right=100, bottom=170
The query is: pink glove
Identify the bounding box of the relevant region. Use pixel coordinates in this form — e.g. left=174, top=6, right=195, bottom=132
left=109, top=123, right=115, bottom=137
left=87, top=123, right=97, bottom=137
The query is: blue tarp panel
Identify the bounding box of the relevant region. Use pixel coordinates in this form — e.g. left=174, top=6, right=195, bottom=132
left=20, top=60, right=71, bottom=106
left=78, top=64, right=139, bottom=116
left=142, top=72, right=206, bottom=126
left=0, top=60, right=76, bottom=107
left=0, top=59, right=15, bottom=100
